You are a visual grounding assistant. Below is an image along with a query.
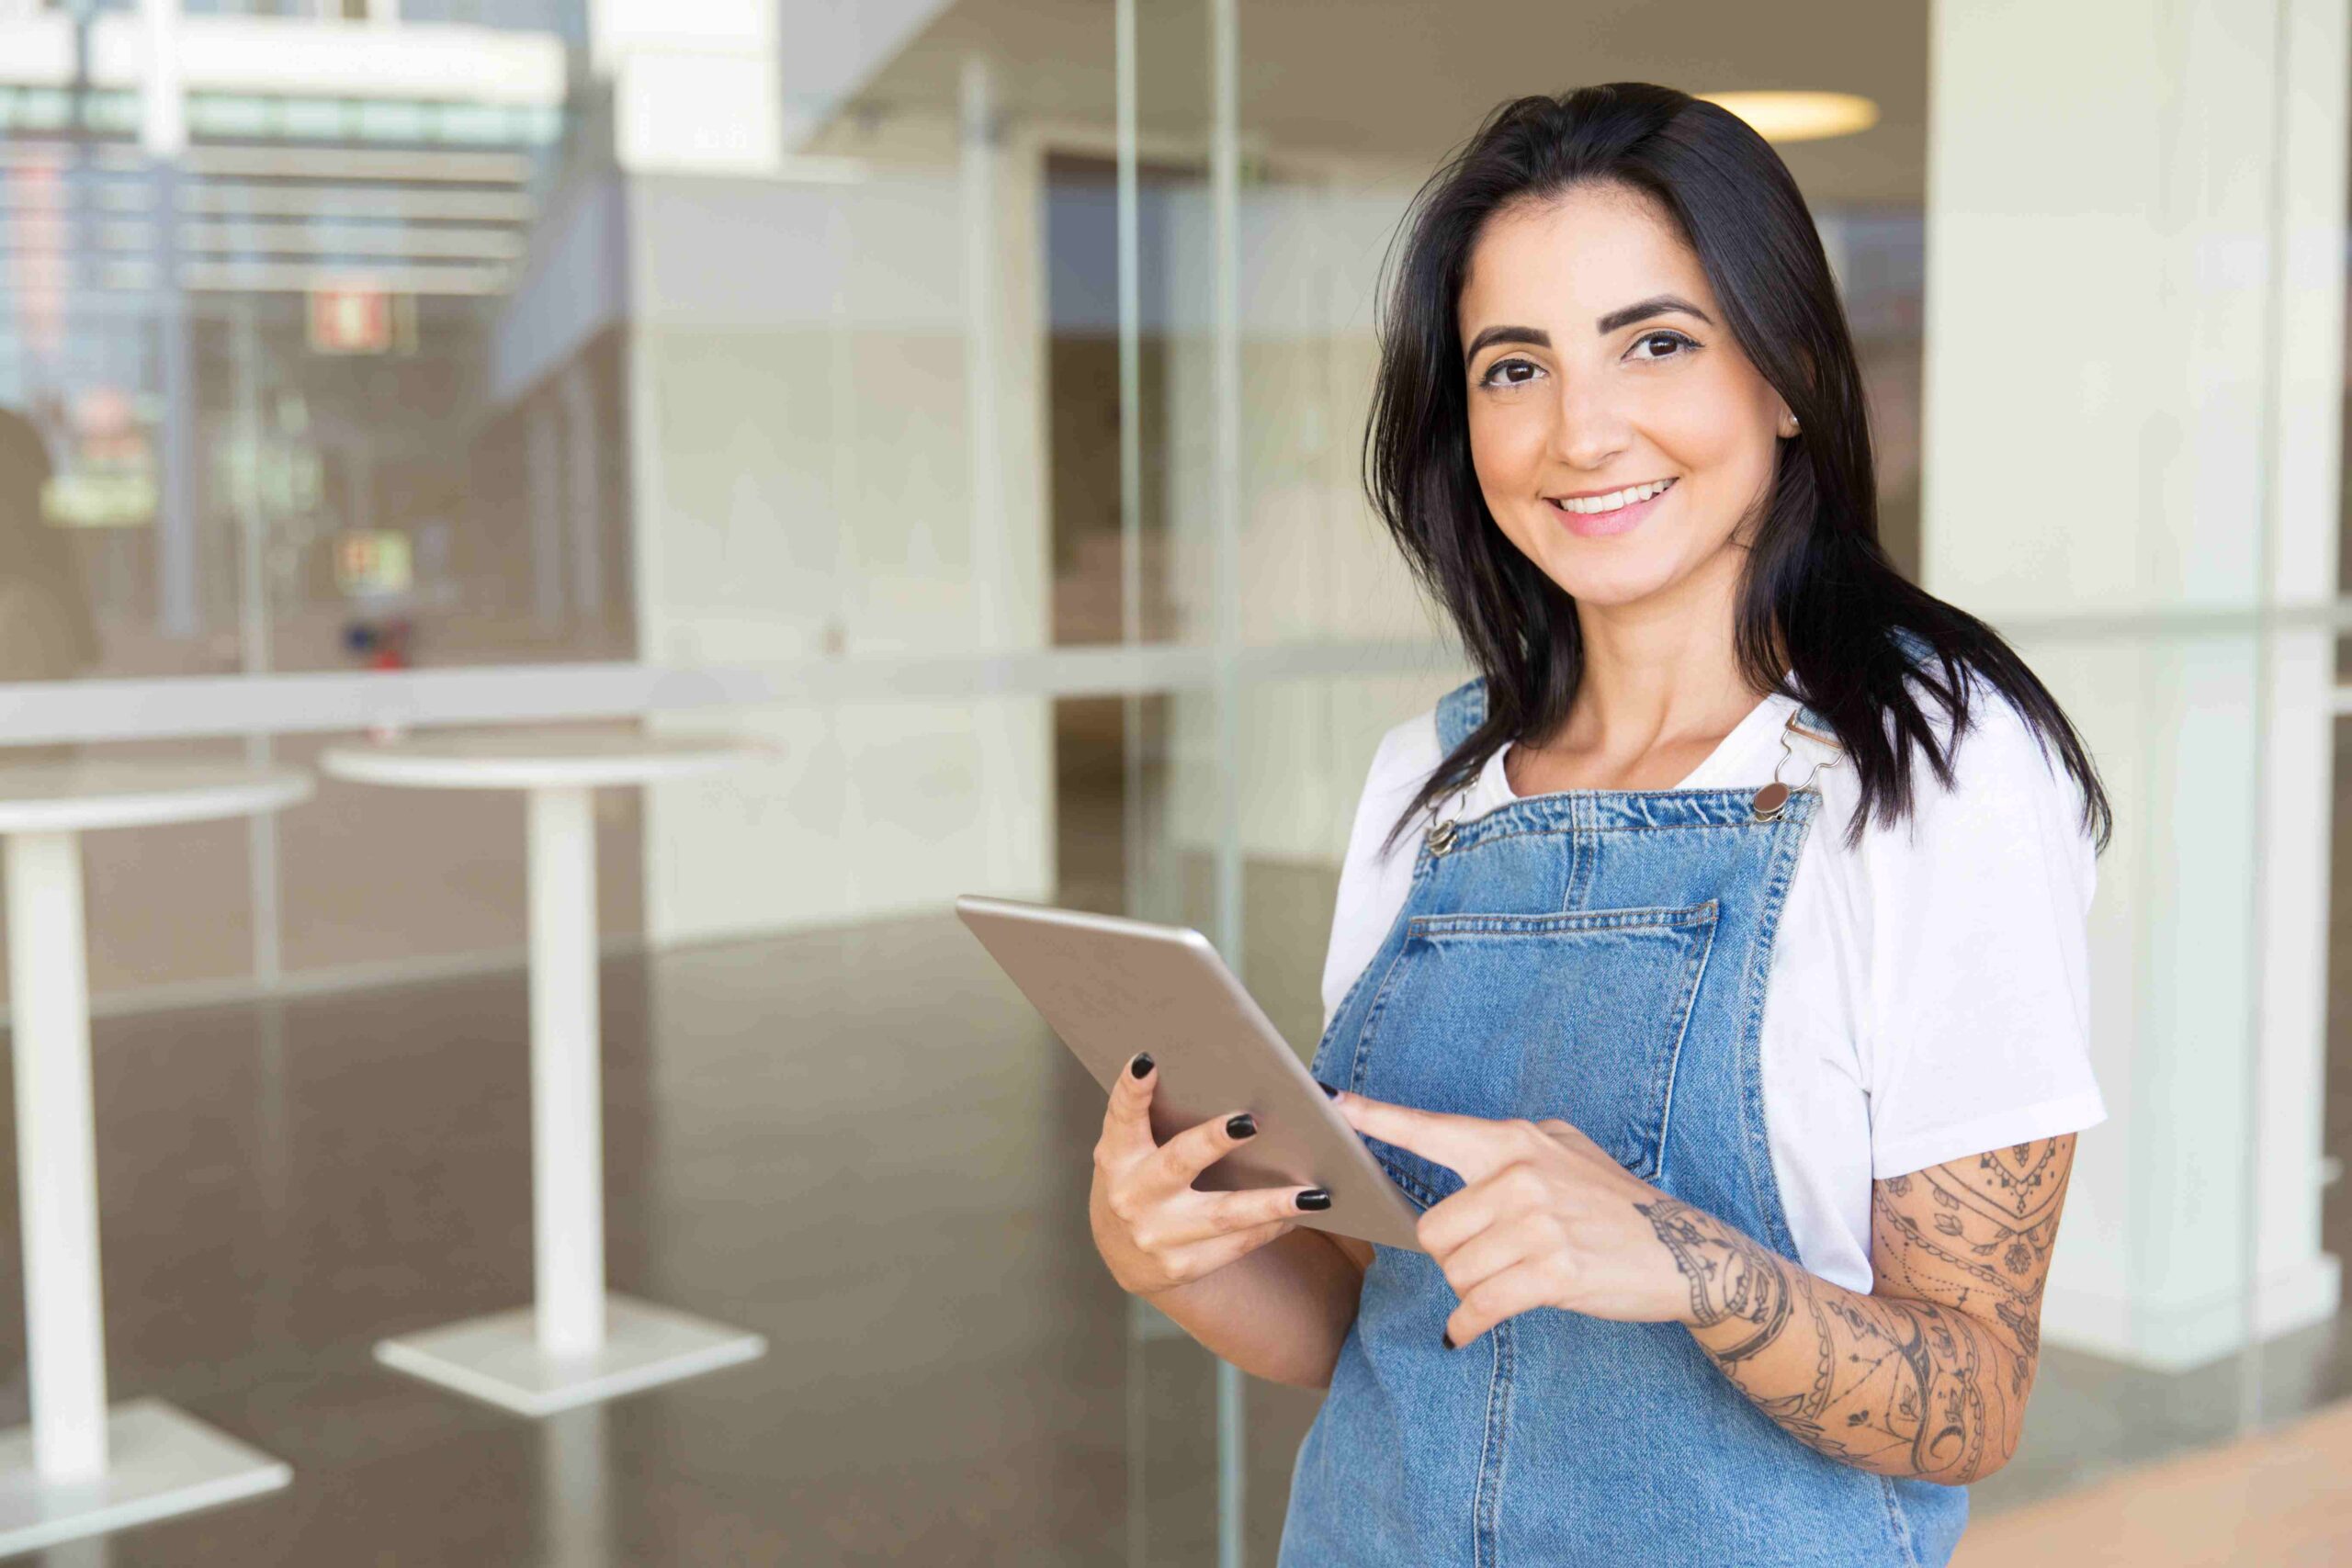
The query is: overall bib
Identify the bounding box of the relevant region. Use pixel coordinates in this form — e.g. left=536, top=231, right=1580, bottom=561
left=1280, top=674, right=1967, bottom=1568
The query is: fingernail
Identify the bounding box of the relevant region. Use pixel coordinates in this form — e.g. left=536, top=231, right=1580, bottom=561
left=1295, top=1189, right=1331, bottom=1211
left=1441, top=1328, right=1457, bottom=1350
left=1130, top=1053, right=1154, bottom=1078
left=1316, top=1079, right=1340, bottom=1099
left=1226, top=1112, right=1257, bottom=1139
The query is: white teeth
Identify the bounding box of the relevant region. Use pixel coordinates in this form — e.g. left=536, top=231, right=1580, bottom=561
left=1552, top=477, right=1675, bottom=514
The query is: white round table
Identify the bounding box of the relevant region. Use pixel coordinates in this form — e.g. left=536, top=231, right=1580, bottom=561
left=0, top=760, right=311, bottom=1555
left=319, top=729, right=772, bottom=1417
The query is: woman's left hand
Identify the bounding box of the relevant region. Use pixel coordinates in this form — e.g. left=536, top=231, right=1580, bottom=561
left=1333, top=1089, right=1697, bottom=1346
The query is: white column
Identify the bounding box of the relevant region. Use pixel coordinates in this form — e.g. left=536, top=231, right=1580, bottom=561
left=1925, top=0, right=2350, bottom=1370
left=527, top=786, right=605, bottom=1357
left=4, top=832, right=108, bottom=1481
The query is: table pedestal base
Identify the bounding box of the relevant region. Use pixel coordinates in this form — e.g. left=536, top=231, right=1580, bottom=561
left=373, top=1294, right=765, bottom=1416
left=0, top=1399, right=290, bottom=1556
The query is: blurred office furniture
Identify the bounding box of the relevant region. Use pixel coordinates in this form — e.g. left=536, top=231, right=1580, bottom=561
left=320, top=729, right=772, bottom=1416
left=0, top=760, right=311, bottom=1554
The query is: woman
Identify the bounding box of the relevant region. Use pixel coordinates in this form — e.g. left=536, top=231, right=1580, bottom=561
left=1089, top=82, right=2111, bottom=1566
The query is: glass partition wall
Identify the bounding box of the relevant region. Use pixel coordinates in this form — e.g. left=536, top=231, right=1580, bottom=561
left=0, top=0, right=2346, bottom=1562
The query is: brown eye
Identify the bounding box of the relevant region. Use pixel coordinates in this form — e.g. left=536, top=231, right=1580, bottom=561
left=1478, top=357, right=1542, bottom=388
left=1628, top=331, right=1696, bottom=362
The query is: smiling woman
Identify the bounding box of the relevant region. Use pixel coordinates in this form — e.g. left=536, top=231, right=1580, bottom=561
left=1082, top=80, right=2118, bottom=1568
left=1456, top=192, right=1788, bottom=597
left=1360, top=85, right=2110, bottom=860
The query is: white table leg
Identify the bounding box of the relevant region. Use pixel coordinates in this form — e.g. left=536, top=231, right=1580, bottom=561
left=6, top=830, right=107, bottom=1483
left=371, top=784, right=763, bottom=1416
left=529, top=786, right=604, bottom=1357
left=0, top=832, right=288, bottom=1553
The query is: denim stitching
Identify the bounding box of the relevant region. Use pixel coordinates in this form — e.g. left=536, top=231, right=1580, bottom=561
left=1563, top=791, right=1595, bottom=910
left=1472, top=1316, right=1514, bottom=1568
left=1876, top=1476, right=1925, bottom=1567
left=1429, top=821, right=1772, bottom=867
left=1645, top=906, right=1721, bottom=1191
left=1313, top=878, right=1423, bottom=1082
left=1345, top=938, right=1419, bottom=1098
left=1729, top=790, right=1817, bottom=1261
left=1367, top=1152, right=1438, bottom=1211
left=1408, top=902, right=1716, bottom=936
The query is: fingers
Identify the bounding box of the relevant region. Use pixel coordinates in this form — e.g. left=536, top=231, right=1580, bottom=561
left=1145, top=1103, right=1267, bottom=1196
left=1146, top=1184, right=1331, bottom=1248
left=1417, top=1159, right=1547, bottom=1255
left=1094, top=1051, right=1162, bottom=1174
left=1431, top=1211, right=1551, bottom=1301
left=1157, top=1216, right=1297, bottom=1282
left=1443, top=1261, right=1566, bottom=1349
left=1335, top=1089, right=1526, bottom=1184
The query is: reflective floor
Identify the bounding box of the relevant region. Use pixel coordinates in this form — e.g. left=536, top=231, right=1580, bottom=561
left=0, top=918, right=1159, bottom=1566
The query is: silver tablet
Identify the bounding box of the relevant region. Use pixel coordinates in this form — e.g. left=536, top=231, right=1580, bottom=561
left=956, top=893, right=1424, bottom=1254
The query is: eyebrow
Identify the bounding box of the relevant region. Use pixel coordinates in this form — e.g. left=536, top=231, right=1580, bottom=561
left=1461, top=294, right=1715, bottom=366
left=1597, top=293, right=1713, bottom=334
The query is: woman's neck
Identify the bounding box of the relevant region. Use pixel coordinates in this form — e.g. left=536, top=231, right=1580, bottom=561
left=1512, top=569, right=1770, bottom=792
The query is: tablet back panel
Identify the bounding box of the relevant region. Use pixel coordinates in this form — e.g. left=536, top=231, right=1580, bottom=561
left=956, top=894, right=1423, bottom=1252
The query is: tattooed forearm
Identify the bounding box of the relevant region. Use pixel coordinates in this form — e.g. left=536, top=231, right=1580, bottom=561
left=1636, top=1193, right=2014, bottom=1483
left=1633, top=1136, right=2075, bottom=1486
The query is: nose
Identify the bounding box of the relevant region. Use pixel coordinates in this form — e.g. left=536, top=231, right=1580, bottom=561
left=1552, top=370, right=1629, bottom=471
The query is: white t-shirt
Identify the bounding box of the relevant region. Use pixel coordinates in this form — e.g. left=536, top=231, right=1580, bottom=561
left=1317, top=671, right=2108, bottom=1294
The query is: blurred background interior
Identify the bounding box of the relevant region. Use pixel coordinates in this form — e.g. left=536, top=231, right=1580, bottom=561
left=0, top=0, right=2347, bottom=1562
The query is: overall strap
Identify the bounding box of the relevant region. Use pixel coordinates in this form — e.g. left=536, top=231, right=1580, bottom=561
left=1434, top=674, right=1487, bottom=754
left=1789, top=701, right=1840, bottom=749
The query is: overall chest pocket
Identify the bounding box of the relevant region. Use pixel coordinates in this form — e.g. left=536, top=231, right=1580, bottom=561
left=1346, top=901, right=1719, bottom=1209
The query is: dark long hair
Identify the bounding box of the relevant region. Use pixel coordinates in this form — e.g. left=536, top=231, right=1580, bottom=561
left=1369, top=83, right=2112, bottom=860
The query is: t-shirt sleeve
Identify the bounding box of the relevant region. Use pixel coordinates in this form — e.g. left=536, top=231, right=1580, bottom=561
left=1319, top=717, right=1436, bottom=1038
left=1861, top=682, right=2108, bottom=1179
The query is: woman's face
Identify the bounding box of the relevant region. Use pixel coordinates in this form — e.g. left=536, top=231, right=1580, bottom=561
left=1456, top=183, right=1792, bottom=617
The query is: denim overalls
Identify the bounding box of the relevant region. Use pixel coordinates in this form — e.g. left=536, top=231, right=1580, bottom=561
left=1280, top=673, right=1966, bottom=1567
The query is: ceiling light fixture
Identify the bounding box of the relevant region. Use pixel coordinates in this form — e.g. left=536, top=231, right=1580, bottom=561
left=1697, top=91, right=1880, bottom=143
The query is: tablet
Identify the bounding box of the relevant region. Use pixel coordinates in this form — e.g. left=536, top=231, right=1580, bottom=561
left=955, top=893, right=1424, bottom=1253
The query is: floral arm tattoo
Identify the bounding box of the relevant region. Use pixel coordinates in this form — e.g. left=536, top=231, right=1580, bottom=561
left=1634, top=1134, right=2076, bottom=1485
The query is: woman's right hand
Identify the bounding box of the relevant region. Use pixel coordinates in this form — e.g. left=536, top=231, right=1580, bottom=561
left=1089, top=1052, right=1332, bottom=1299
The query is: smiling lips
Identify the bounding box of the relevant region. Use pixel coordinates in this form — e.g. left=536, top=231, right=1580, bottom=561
left=1548, top=476, right=1677, bottom=514
left=1546, top=475, right=1678, bottom=537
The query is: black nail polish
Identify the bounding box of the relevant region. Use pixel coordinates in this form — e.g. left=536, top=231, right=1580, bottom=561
left=1316, top=1079, right=1340, bottom=1099
left=1226, top=1112, right=1256, bottom=1139
left=1130, top=1053, right=1154, bottom=1078
left=1441, top=1328, right=1457, bottom=1350
left=1295, top=1189, right=1331, bottom=1212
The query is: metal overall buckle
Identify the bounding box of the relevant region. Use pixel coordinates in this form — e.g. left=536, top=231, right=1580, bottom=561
left=1426, top=810, right=1459, bottom=854
left=1750, top=712, right=1841, bottom=823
